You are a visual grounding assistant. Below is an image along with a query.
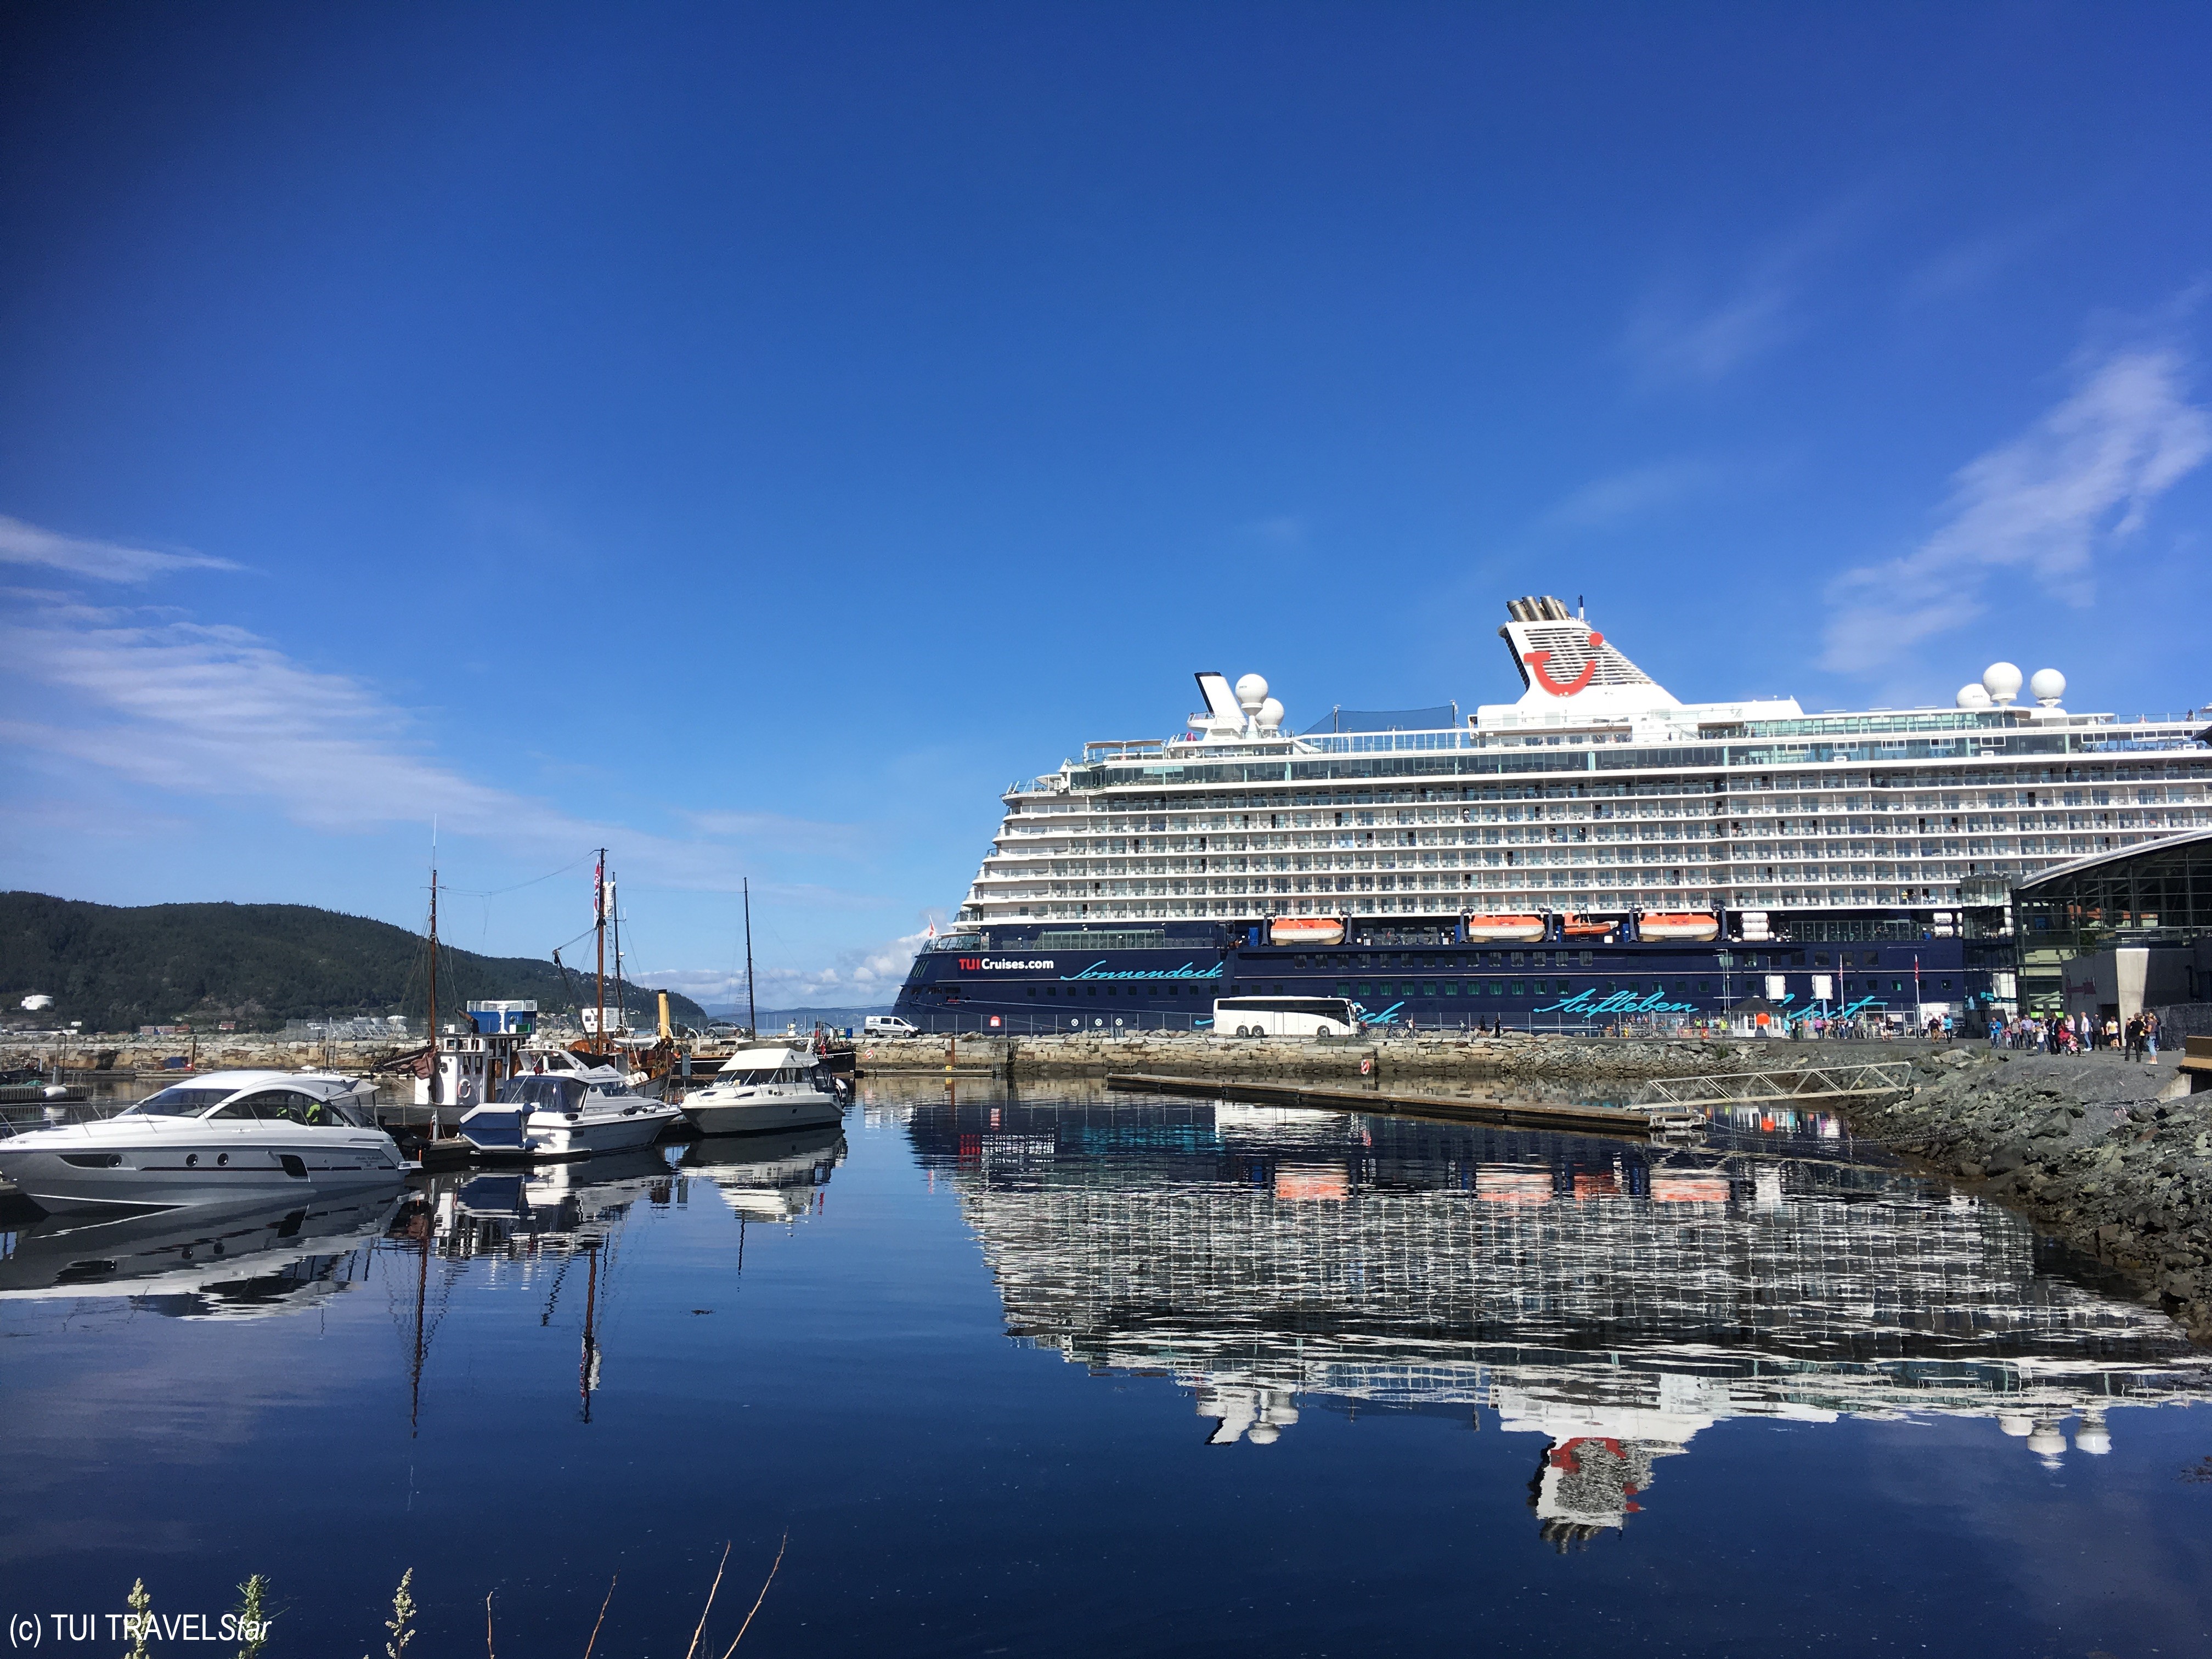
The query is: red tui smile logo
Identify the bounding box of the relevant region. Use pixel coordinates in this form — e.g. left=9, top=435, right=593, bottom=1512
left=1522, top=631, right=1602, bottom=696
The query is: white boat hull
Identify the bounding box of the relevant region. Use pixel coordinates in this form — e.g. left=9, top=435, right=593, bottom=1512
left=0, top=1131, right=407, bottom=1214
left=460, top=1101, right=681, bottom=1161
left=680, top=1092, right=843, bottom=1136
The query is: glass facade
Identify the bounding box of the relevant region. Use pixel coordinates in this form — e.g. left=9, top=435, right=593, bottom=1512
left=2011, top=831, right=2212, bottom=1009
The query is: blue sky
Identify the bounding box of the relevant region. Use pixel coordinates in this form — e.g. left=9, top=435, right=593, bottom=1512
left=5, top=3, right=2210, bottom=1006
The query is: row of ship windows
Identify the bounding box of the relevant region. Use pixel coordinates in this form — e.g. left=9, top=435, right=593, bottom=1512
left=991, top=817, right=2205, bottom=860
left=1006, top=784, right=2209, bottom=831
left=1014, top=977, right=1958, bottom=998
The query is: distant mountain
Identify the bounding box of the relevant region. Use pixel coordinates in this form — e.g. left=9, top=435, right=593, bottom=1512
left=0, top=891, right=705, bottom=1034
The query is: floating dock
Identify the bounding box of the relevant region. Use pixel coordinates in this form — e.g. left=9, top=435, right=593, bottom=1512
left=1104, top=1072, right=1689, bottom=1137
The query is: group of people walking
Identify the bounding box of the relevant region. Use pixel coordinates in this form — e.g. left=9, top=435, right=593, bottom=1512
left=1989, top=1009, right=2162, bottom=1059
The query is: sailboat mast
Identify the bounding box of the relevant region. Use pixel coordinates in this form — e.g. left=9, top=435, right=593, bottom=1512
left=594, top=847, right=608, bottom=1054
left=611, top=871, right=624, bottom=1038
left=427, top=836, right=440, bottom=1130
left=743, top=878, right=757, bottom=1038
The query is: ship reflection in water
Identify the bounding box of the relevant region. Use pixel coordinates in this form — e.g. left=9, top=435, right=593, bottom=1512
left=905, top=1094, right=2210, bottom=1551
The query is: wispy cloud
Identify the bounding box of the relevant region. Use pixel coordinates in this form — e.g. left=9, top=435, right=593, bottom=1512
left=1541, top=458, right=1724, bottom=531
left=1899, top=214, right=2063, bottom=307
left=678, top=809, right=872, bottom=857
left=1820, top=345, right=2212, bottom=675
left=1236, top=514, right=1307, bottom=548
left=0, top=515, right=240, bottom=582
left=650, top=919, right=946, bottom=1009
left=0, top=588, right=889, bottom=902
left=1624, top=203, right=1869, bottom=388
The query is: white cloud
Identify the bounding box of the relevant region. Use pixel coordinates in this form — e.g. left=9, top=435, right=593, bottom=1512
left=1820, top=346, right=2212, bottom=675
left=648, top=919, right=946, bottom=1011
left=1541, top=458, right=1723, bottom=531
left=0, top=588, right=887, bottom=903
left=0, top=515, right=240, bottom=582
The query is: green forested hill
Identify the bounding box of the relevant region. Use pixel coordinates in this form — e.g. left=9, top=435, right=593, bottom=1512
left=0, top=891, right=704, bottom=1034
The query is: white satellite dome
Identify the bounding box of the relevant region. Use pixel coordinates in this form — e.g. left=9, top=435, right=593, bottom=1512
left=1234, top=672, right=1269, bottom=712
left=1257, top=696, right=1285, bottom=732
left=2029, top=668, right=2066, bottom=707
left=1955, top=684, right=1992, bottom=709
left=1982, top=662, right=2023, bottom=706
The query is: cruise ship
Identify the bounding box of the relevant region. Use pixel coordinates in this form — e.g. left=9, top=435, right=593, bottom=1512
left=892, top=597, right=2211, bottom=1032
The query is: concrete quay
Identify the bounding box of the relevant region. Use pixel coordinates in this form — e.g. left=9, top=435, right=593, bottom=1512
left=854, top=1029, right=1962, bottom=1087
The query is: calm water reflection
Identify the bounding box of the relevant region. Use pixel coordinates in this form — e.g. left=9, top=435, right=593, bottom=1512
left=2, top=1084, right=2208, bottom=1657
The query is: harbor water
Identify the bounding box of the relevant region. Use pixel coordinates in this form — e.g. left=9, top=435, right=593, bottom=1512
left=3, top=1081, right=2210, bottom=1656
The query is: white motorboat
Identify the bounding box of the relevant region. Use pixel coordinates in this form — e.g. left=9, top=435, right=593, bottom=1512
left=679, top=1046, right=847, bottom=1136
left=0, top=1070, right=407, bottom=1215
left=456, top=1074, right=681, bottom=1160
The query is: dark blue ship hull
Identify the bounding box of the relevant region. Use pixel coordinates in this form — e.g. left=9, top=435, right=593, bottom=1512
left=890, top=919, right=1996, bottom=1034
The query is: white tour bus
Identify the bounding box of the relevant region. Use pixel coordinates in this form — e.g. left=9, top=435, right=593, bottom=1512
left=1212, top=996, right=1359, bottom=1039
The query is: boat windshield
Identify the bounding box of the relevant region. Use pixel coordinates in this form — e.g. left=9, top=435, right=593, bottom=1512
left=121, top=1087, right=232, bottom=1117
left=721, top=1065, right=808, bottom=1086
left=498, top=1076, right=587, bottom=1112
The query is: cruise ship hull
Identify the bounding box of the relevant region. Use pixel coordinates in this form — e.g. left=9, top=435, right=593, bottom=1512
left=891, top=919, right=1989, bottom=1032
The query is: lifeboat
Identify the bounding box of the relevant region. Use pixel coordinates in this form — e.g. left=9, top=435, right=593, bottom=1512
left=1637, top=912, right=1719, bottom=942
left=1462, top=913, right=1548, bottom=943
left=1269, top=916, right=1345, bottom=947
left=1559, top=915, right=1617, bottom=939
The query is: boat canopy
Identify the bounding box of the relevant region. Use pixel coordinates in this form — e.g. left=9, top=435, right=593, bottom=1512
left=498, top=1075, right=591, bottom=1112
left=717, top=1047, right=816, bottom=1074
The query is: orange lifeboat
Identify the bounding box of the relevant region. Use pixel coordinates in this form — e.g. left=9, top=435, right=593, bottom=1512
left=1559, top=915, right=1617, bottom=939
left=1269, top=916, right=1345, bottom=947
left=1462, top=912, right=1548, bottom=943
left=1638, top=912, right=1719, bottom=942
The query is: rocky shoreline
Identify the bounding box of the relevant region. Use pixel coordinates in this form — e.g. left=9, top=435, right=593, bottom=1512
left=1849, top=1047, right=2211, bottom=1342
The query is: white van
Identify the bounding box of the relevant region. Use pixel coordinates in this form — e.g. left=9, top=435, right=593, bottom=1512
left=1213, top=996, right=1359, bottom=1039
left=864, top=1014, right=918, bottom=1036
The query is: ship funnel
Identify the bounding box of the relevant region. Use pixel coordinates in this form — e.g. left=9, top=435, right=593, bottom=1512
left=1505, top=599, right=1528, bottom=622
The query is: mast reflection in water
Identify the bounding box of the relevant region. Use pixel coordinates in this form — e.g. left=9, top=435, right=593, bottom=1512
left=904, top=1093, right=2210, bottom=1549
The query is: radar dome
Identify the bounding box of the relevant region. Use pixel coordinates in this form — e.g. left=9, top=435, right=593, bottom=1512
left=2029, top=668, right=2066, bottom=706
left=1258, top=696, right=1285, bottom=732
left=1982, top=662, right=2023, bottom=706
left=1234, top=673, right=1268, bottom=712
left=1956, top=684, right=1992, bottom=709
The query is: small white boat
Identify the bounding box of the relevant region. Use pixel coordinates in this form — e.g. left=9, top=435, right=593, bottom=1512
left=679, top=1046, right=846, bottom=1136
left=457, top=1075, right=681, bottom=1161
left=0, top=1071, right=405, bottom=1215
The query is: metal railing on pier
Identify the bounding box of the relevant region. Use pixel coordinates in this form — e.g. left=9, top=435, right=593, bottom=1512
left=1630, top=1060, right=1915, bottom=1113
